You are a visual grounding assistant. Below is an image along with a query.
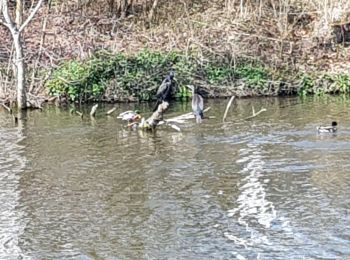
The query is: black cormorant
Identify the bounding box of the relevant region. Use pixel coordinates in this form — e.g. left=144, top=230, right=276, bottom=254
left=187, top=85, right=204, bottom=123
left=153, top=71, right=175, bottom=112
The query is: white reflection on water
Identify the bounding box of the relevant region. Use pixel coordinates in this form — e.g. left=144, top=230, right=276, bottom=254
left=226, top=142, right=278, bottom=250
left=0, top=121, right=26, bottom=259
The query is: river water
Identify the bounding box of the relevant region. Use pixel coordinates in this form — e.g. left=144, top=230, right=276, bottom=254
left=0, top=96, right=350, bottom=259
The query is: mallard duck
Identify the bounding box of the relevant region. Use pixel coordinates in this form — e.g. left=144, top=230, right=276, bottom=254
left=317, top=121, right=337, bottom=133
left=153, top=71, right=175, bottom=111
left=117, top=110, right=141, bottom=122
left=187, top=85, right=204, bottom=123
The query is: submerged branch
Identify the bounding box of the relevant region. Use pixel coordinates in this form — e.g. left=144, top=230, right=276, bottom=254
left=244, top=106, right=266, bottom=120
left=222, top=96, right=235, bottom=122
left=1, top=103, right=12, bottom=114
left=106, top=107, right=117, bottom=115
left=165, top=107, right=211, bottom=123
left=156, top=107, right=212, bottom=131
left=75, top=110, right=83, bottom=118
left=90, top=104, right=98, bottom=117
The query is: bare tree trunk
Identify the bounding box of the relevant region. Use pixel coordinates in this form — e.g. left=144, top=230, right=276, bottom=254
left=1, top=0, right=44, bottom=109
left=13, top=32, right=26, bottom=109
left=15, top=0, right=23, bottom=25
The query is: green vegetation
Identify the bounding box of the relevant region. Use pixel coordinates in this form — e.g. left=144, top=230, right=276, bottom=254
left=47, top=49, right=350, bottom=102
left=47, top=50, right=178, bottom=102
left=46, top=50, right=271, bottom=102
left=297, top=73, right=350, bottom=96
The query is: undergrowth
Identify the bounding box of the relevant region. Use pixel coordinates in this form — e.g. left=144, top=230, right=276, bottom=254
left=46, top=50, right=350, bottom=102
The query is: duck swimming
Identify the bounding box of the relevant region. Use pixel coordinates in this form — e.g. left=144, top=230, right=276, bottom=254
left=317, top=121, right=337, bottom=133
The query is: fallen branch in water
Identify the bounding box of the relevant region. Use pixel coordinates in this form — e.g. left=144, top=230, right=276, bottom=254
left=76, top=111, right=83, bottom=118
left=90, top=104, right=98, bottom=117
left=70, top=108, right=84, bottom=119
left=157, top=120, right=182, bottom=132
left=222, top=96, right=235, bottom=122
left=163, top=107, right=211, bottom=123
left=124, top=102, right=211, bottom=132
left=139, top=101, right=169, bottom=130
left=1, top=103, right=12, bottom=114
left=156, top=107, right=212, bottom=131
left=244, top=106, right=267, bottom=120
left=106, top=107, right=117, bottom=115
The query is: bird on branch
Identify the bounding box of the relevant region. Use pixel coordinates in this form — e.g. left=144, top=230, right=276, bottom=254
left=153, top=71, right=175, bottom=112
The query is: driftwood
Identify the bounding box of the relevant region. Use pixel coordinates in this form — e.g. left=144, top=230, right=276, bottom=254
left=90, top=104, right=98, bottom=117
left=162, top=107, right=211, bottom=123
left=76, top=111, right=83, bottom=118
left=244, top=106, right=267, bottom=120
left=106, top=107, right=117, bottom=115
left=139, top=101, right=169, bottom=130
left=222, top=96, right=235, bottom=122
left=155, top=107, right=212, bottom=131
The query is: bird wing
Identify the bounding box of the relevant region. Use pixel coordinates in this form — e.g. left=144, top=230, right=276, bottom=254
left=197, top=94, right=204, bottom=111
left=318, top=125, right=333, bottom=130
left=192, top=94, right=204, bottom=113
left=156, top=79, right=168, bottom=97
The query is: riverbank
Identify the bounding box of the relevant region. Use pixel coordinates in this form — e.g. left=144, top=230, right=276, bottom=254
left=1, top=0, right=350, bottom=104
left=46, top=50, right=350, bottom=104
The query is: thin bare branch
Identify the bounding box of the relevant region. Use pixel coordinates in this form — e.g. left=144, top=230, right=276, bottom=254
left=19, top=0, right=44, bottom=32
left=1, top=1, right=16, bottom=33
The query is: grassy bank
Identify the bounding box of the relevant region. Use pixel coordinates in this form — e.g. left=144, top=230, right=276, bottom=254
left=46, top=50, right=350, bottom=103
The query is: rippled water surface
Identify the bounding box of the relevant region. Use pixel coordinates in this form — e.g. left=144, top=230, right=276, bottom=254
left=1, top=96, right=350, bottom=259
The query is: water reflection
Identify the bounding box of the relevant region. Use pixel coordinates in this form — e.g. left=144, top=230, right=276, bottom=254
left=0, top=112, right=27, bottom=259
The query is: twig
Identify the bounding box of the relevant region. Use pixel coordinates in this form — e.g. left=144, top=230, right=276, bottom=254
left=19, top=0, right=44, bottom=33
left=222, top=96, right=235, bottom=122
left=90, top=104, right=98, bottom=117
left=244, top=106, right=267, bottom=120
